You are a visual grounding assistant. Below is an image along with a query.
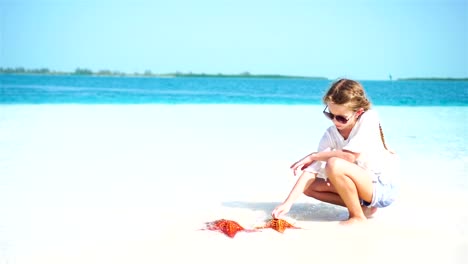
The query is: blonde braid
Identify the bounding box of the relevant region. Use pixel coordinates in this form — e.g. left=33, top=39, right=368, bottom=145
left=379, top=123, right=395, bottom=154
left=379, top=123, right=387, bottom=150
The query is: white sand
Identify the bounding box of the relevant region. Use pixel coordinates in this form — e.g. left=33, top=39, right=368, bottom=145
left=0, top=105, right=466, bottom=264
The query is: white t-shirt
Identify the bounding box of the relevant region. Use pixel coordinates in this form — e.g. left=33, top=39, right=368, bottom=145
left=305, top=109, right=398, bottom=184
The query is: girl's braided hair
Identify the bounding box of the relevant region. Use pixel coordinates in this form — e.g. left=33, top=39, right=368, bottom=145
left=323, top=78, right=371, bottom=112
left=379, top=124, right=389, bottom=151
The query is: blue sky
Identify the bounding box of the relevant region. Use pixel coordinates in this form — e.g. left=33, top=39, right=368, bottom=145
left=1, top=0, right=467, bottom=80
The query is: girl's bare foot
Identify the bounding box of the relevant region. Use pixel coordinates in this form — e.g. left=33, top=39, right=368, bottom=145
left=339, top=216, right=367, bottom=225
left=361, top=206, right=377, bottom=218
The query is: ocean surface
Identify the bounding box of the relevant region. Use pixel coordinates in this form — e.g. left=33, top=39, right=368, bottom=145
left=0, top=74, right=467, bottom=263
left=1, top=74, right=467, bottom=105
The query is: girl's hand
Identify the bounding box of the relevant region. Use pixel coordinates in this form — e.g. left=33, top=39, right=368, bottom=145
left=290, top=154, right=315, bottom=176
left=272, top=203, right=292, bottom=219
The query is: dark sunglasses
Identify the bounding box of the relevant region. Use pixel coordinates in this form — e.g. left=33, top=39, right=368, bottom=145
left=322, top=106, right=355, bottom=124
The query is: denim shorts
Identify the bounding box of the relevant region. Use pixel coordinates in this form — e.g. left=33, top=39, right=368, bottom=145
left=361, top=173, right=398, bottom=208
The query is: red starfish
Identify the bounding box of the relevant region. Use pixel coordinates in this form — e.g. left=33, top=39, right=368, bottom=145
left=204, top=219, right=254, bottom=238
left=257, top=218, right=300, bottom=233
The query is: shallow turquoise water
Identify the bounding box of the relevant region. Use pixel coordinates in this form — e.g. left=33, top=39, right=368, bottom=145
left=1, top=74, right=467, bottom=105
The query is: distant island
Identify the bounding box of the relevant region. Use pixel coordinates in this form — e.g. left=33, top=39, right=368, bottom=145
left=397, top=77, right=468, bottom=81
left=0, top=67, right=327, bottom=80
left=2, top=67, right=466, bottom=81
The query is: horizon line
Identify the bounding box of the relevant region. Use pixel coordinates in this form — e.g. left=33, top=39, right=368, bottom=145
left=1, top=66, right=467, bottom=81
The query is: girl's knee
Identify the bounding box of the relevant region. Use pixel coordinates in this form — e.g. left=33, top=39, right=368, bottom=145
left=325, top=157, right=343, bottom=174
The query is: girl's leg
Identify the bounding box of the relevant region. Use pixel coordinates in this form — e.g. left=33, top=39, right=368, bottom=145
left=304, top=178, right=377, bottom=218
left=325, top=157, right=374, bottom=224
left=303, top=179, right=345, bottom=206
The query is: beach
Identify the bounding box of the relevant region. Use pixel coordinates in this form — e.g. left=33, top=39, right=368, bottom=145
left=0, top=104, right=467, bottom=264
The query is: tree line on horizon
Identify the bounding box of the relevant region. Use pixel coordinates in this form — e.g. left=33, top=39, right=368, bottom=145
left=0, top=67, right=466, bottom=81
left=0, top=67, right=328, bottom=79
left=0, top=67, right=157, bottom=76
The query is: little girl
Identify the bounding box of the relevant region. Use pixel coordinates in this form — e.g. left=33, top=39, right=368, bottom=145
left=272, top=79, right=398, bottom=225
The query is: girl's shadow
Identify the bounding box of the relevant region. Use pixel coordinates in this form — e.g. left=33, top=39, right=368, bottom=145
left=222, top=201, right=348, bottom=222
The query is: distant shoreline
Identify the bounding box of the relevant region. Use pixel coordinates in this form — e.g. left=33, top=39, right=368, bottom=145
left=0, top=72, right=327, bottom=80
left=0, top=67, right=327, bottom=80
left=397, top=77, right=468, bottom=81
left=1, top=67, right=467, bottom=81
